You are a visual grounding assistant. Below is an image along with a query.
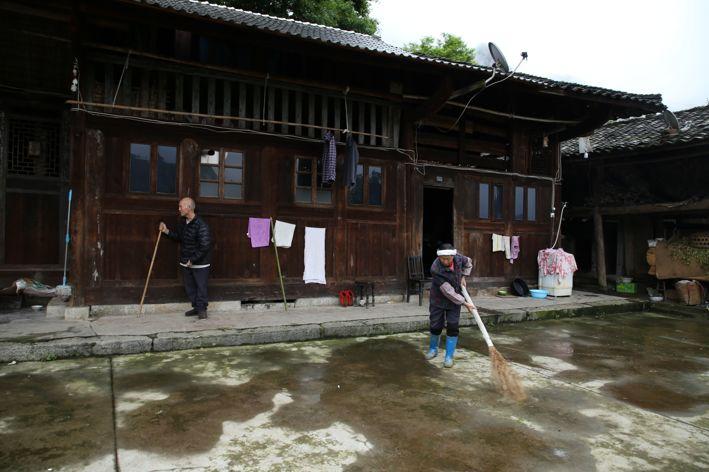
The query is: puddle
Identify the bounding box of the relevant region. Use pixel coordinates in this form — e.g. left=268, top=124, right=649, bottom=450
left=459, top=312, right=709, bottom=416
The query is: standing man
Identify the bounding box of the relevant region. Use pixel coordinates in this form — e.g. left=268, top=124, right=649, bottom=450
left=425, top=243, right=475, bottom=367
left=159, top=197, right=212, bottom=319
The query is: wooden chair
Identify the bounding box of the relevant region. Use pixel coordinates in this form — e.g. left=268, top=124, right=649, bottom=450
left=406, top=256, right=430, bottom=306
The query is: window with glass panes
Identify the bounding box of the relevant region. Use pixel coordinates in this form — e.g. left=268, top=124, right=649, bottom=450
left=199, top=149, right=244, bottom=200
left=294, top=157, right=332, bottom=205
left=348, top=163, right=384, bottom=206
left=514, top=185, right=537, bottom=222
left=477, top=182, right=505, bottom=219
left=128, top=143, right=177, bottom=194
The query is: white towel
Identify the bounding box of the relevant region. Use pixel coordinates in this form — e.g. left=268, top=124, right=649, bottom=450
left=272, top=220, right=296, bottom=248
left=303, top=227, right=326, bottom=284
left=503, top=236, right=512, bottom=259
left=492, top=233, right=505, bottom=252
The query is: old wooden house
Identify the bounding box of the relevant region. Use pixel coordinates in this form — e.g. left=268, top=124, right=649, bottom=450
left=561, top=105, right=709, bottom=287
left=0, top=0, right=664, bottom=308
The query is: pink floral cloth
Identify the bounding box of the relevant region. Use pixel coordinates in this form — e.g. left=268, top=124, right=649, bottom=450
left=537, top=248, right=578, bottom=280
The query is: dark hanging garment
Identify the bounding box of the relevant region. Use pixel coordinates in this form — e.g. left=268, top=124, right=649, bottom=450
left=345, top=132, right=359, bottom=189
left=322, top=131, right=337, bottom=185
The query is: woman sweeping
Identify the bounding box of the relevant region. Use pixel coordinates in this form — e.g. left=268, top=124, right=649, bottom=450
left=425, top=243, right=475, bottom=368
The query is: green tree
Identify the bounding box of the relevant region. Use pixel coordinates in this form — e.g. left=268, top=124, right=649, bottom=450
left=212, top=0, right=378, bottom=35
left=403, top=33, right=477, bottom=64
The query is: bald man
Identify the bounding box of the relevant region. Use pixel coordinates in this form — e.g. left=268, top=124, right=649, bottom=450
left=160, top=198, right=212, bottom=319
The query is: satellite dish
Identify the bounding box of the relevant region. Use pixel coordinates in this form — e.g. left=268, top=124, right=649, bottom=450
left=488, top=42, right=510, bottom=74
left=662, top=109, right=679, bottom=132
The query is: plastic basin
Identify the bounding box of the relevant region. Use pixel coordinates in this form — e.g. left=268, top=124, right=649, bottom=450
left=529, top=289, right=548, bottom=299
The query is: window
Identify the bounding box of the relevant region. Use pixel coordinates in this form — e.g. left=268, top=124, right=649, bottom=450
left=527, top=187, right=537, bottom=221
left=129, top=143, right=178, bottom=194
left=478, top=182, right=505, bottom=219
left=493, top=184, right=504, bottom=219
left=129, top=143, right=151, bottom=193
left=348, top=164, right=384, bottom=207
left=199, top=149, right=245, bottom=200
left=514, top=185, right=538, bottom=222
left=157, top=146, right=177, bottom=194
left=295, top=157, right=332, bottom=205
left=478, top=183, right=489, bottom=219
left=514, top=186, right=525, bottom=221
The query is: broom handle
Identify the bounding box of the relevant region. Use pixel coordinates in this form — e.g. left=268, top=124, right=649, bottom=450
left=463, top=288, right=494, bottom=348
left=270, top=218, right=288, bottom=312
left=139, top=230, right=162, bottom=316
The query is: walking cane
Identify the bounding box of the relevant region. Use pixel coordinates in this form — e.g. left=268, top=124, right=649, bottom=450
left=139, top=230, right=162, bottom=317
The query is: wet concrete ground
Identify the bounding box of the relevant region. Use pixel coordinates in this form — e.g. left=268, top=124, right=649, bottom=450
left=0, top=311, right=707, bottom=471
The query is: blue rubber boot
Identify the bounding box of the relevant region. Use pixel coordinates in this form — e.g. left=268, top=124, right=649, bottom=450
left=444, top=336, right=458, bottom=368
left=425, top=334, right=440, bottom=360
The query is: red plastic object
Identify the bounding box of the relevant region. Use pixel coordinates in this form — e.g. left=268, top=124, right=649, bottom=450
left=339, top=290, right=353, bottom=307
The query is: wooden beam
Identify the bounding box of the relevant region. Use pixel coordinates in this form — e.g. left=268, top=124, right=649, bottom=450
left=191, top=75, right=200, bottom=122
left=237, top=82, right=246, bottom=129
left=222, top=80, right=231, bottom=127
left=410, top=76, right=453, bottom=122
left=307, top=93, right=315, bottom=138
left=370, top=104, right=377, bottom=146
left=267, top=87, right=275, bottom=132
left=174, top=74, right=183, bottom=112
left=569, top=198, right=709, bottom=217
left=294, top=91, right=302, bottom=136
left=207, top=78, right=216, bottom=124
left=281, top=88, right=289, bottom=134
left=252, top=84, right=261, bottom=130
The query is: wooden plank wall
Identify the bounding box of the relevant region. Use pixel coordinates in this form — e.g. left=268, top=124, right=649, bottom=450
left=77, top=119, right=406, bottom=304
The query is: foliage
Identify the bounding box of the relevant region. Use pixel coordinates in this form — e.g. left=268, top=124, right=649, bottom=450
left=669, top=239, right=709, bottom=269
left=403, top=33, right=477, bottom=64
left=211, top=0, right=378, bottom=35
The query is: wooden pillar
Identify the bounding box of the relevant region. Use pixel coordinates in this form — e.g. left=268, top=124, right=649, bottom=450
left=593, top=206, right=607, bottom=289
left=68, top=114, right=87, bottom=305
left=0, top=112, right=6, bottom=264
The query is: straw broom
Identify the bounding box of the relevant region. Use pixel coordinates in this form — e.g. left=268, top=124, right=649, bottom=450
left=462, top=289, right=526, bottom=401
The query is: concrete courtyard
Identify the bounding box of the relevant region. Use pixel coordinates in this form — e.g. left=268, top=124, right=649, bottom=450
left=0, top=311, right=707, bottom=471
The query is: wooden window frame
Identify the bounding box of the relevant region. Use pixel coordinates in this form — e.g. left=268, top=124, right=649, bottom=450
left=347, top=162, right=386, bottom=208
left=198, top=148, right=246, bottom=202
left=476, top=181, right=505, bottom=220
left=513, top=184, right=539, bottom=222
left=293, top=156, right=333, bottom=207
left=127, top=142, right=179, bottom=196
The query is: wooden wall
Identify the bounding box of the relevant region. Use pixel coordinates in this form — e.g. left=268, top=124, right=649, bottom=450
left=72, top=117, right=407, bottom=304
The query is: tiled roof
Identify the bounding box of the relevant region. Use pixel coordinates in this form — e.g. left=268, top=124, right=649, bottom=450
left=561, top=104, right=709, bottom=157
left=133, top=0, right=663, bottom=109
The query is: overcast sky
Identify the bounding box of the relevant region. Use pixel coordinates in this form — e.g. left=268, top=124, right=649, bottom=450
left=371, top=0, right=709, bottom=111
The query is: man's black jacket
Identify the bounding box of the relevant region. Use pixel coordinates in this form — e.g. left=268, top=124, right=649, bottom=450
left=165, top=215, right=212, bottom=265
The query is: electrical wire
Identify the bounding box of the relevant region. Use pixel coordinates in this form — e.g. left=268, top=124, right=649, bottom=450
left=449, top=56, right=527, bottom=130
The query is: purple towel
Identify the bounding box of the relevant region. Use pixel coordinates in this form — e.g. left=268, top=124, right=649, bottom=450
left=247, top=217, right=271, bottom=248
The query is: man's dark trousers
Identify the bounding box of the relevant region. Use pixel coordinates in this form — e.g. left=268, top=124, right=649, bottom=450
left=182, top=266, right=209, bottom=311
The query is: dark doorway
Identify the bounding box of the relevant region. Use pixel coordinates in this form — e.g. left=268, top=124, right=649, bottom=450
left=422, top=187, right=454, bottom=276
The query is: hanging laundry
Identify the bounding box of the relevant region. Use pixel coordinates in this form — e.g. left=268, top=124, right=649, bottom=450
left=492, top=233, right=505, bottom=252
left=503, top=236, right=512, bottom=260
left=344, top=132, right=359, bottom=188
left=322, top=131, right=337, bottom=185
left=303, top=227, right=326, bottom=284
left=272, top=220, right=296, bottom=248
left=247, top=217, right=270, bottom=248
left=509, top=236, right=520, bottom=264
left=537, top=248, right=578, bottom=282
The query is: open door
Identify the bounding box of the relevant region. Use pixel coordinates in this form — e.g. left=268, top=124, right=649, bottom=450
left=422, top=187, right=454, bottom=276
